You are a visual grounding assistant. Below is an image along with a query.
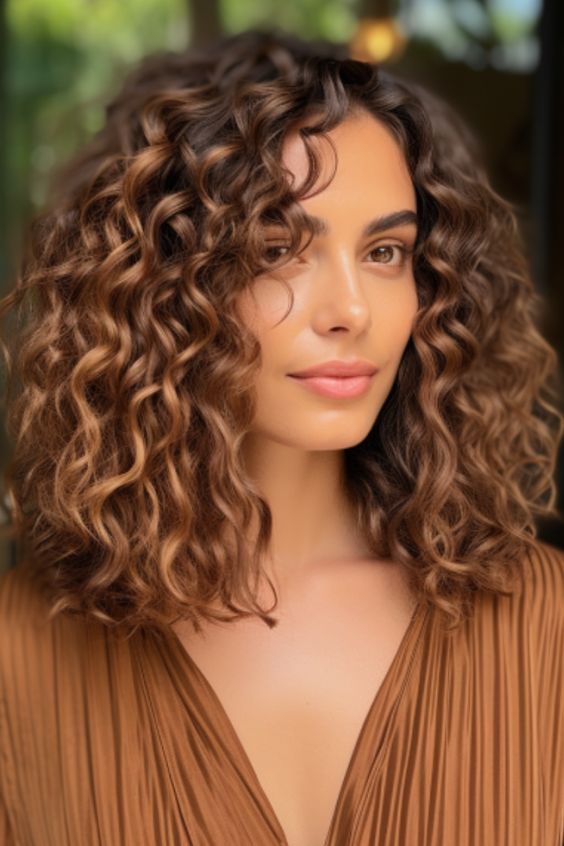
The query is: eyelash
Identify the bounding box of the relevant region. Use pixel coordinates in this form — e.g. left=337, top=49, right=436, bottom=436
left=263, top=243, right=411, bottom=267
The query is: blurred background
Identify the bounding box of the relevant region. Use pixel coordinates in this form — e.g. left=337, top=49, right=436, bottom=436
left=0, top=0, right=562, bottom=572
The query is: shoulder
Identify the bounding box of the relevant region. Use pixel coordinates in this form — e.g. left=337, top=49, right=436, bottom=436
left=510, top=539, right=564, bottom=701
left=514, top=540, right=564, bottom=806
left=0, top=561, right=47, bottom=613
left=521, top=537, right=564, bottom=588
left=0, top=562, right=57, bottom=638
left=517, top=538, right=564, bottom=633
left=468, top=538, right=563, bottom=629
left=0, top=562, right=143, bottom=759
left=459, top=539, right=563, bottom=675
left=0, top=564, right=57, bottom=690
left=0, top=562, right=123, bottom=699
left=0, top=562, right=141, bottom=687
left=0, top=563, right=52, bottom=643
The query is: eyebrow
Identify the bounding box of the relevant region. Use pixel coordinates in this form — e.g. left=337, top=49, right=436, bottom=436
left=264, top=208, right=418, bottom=239
left=300, top=208, right=418, bottom=238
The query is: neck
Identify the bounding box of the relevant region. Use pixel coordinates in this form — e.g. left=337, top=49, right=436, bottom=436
left=239, top=434, right=372, bottom=590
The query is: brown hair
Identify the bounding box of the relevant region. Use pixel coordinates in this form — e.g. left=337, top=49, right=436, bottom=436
left=1, top=28, right=562, bottom=636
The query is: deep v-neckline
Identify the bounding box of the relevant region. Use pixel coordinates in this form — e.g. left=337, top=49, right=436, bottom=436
left=157, top=597, right=428, bottom=846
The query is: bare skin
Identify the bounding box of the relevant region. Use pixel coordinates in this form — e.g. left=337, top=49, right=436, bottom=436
left=172, top=108, right=420, bottom=846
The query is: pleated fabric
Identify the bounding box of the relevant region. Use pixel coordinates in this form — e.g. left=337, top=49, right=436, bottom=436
left=0, top=540, right=562, bottom=845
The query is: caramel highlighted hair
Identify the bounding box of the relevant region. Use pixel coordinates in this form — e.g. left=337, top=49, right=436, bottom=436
left=1, top=28, right=562, bottom=636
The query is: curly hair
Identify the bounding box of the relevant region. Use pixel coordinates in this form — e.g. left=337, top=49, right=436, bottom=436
left=1, top=27, right=562, bottom=637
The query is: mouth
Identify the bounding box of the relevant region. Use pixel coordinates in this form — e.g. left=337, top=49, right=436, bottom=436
left=288, top=373, right=376, bottom=399
left=287, top=359, right=378, bottom=379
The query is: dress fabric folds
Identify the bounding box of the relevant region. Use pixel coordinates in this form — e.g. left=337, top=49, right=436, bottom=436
left=0, top=540, right=562, bottom=845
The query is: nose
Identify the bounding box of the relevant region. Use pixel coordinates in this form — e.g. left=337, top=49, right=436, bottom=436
left=311, top=248, right=372, bottom=334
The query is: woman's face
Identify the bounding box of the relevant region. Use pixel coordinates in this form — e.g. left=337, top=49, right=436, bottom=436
left=236, top=109, right=419, bottom=452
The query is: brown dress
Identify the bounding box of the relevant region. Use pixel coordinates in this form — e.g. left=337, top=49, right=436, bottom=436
left=0, top=540, right=562, bottom=845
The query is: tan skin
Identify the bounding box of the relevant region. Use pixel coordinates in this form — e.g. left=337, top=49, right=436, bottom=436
left=172, top=109, right=420, bottom=846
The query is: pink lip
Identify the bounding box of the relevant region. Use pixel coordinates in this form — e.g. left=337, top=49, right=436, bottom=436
left=288, top=359, right=378, bottom=378
left=288, top=373, right=375, bottom=398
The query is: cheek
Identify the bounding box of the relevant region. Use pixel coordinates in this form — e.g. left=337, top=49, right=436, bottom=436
left=235, top=278, right=294, bottom=333
left=234, top=287, right=294, bottom=379
left=372, top=282, right=418, bottom=345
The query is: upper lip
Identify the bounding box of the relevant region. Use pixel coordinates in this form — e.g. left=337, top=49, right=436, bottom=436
left=288, top=359, right=378, bottom=378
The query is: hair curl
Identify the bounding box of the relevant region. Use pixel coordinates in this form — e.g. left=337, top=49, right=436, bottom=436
left=1, top=27, right=562, bottom=637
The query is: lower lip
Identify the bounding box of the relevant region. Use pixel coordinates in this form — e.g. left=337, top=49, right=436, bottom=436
left=288, top=374, right=375, bottom=398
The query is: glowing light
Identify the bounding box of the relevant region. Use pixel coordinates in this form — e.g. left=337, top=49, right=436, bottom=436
left=349, top=17, right=407, bottom=64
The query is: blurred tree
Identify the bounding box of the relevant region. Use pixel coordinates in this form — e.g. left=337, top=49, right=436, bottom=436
left=1, top=0, right=188, bottom=277
left=188, top=0, right=222, bottom=47
left=0, top=0, right=8, bottom=283
left=221, top=0, right=357, bottom=42
left=358, top=0, right=395, bottom=13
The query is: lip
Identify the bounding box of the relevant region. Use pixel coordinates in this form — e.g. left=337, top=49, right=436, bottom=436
left=288, top=373, right=376, bottom=399
left=288, top=359, right=378, bottom=378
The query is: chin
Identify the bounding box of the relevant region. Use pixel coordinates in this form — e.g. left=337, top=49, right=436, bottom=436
left=279, top=428, right=376, bottom=452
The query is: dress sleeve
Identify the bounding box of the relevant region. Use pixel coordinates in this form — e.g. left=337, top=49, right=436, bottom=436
left=525, top=541, right=564, bottom=844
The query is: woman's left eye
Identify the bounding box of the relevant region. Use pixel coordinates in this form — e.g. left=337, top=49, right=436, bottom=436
left=366, top=244, right=408, bottom=266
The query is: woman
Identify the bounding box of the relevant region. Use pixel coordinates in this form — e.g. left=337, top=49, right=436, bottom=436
left=0, top=27, right=562, bottom=846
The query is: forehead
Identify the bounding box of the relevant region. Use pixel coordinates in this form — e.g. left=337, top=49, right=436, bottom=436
left=280, top=111, right=415, bottom=210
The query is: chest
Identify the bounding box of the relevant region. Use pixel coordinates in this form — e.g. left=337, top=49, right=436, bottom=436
left=5, top=581, right=558, bottom=845
left=171, top=563, right=418, bottom=846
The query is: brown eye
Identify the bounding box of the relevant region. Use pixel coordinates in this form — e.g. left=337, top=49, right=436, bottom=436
left=263, top=244, right=291, bottom=263
left=367, top=244, right=408, bottom=265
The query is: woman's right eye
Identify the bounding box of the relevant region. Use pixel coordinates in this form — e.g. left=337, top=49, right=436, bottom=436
left=264, top=244, right=291, bottom=263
